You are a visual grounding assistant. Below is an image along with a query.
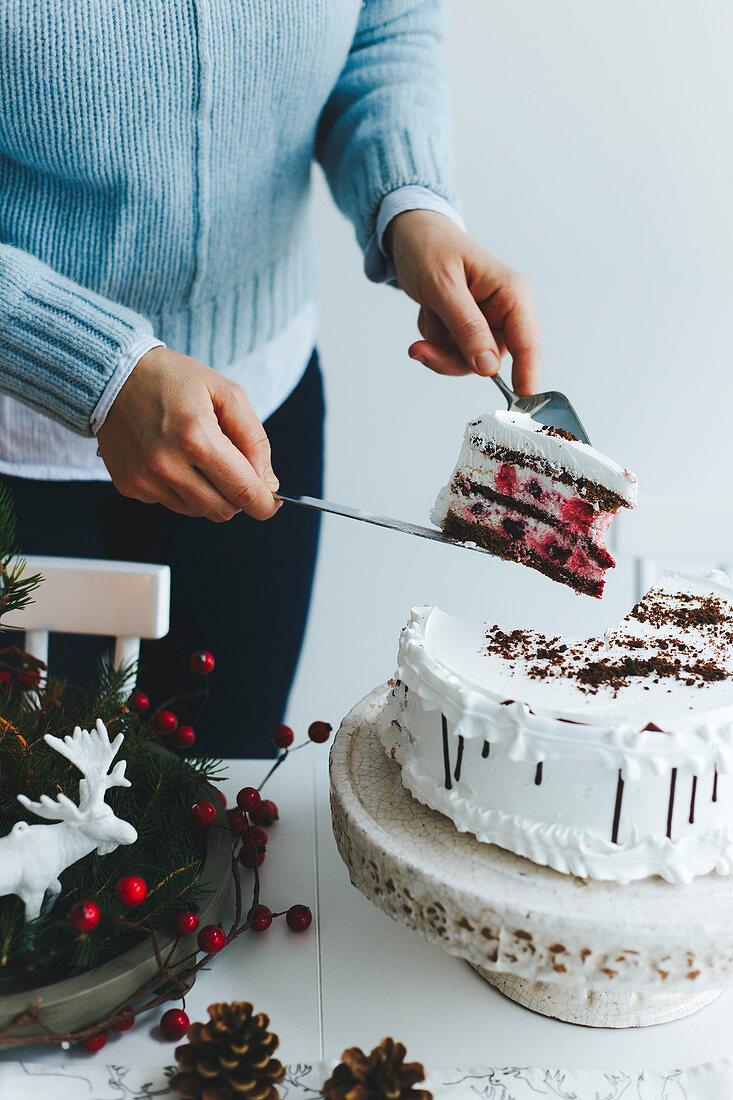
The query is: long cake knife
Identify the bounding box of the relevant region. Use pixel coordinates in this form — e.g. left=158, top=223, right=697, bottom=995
left=274, top=494, right=498, bottom=556
left=275, top=373, right=590, bottom=552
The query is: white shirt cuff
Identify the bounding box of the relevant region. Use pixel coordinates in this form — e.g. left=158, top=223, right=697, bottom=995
left=90, top=335, right=166, bottom=434
left=364, top=186, right=466, bottom=285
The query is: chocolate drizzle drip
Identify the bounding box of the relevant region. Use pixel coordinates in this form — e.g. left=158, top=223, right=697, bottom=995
left=713, top=769, right=719, bottom=803
left=666, top=768, right=677, bottom=839
left=481, top=740, right=490, bottom=759
left=454, top=735, right=465, bottom=782
left=441, top=714, right=452, bottom=791
left=534, top=762, right=543, bottom=786
left=689, top=775, right=698, bottom=824
left=611, top=770, right=624, bottom=844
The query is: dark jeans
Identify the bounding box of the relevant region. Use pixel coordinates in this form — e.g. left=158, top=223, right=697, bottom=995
left=1, top=351, right=324, bottom=758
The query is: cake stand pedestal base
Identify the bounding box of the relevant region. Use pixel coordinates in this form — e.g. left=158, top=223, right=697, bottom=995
left=469, top=965, right=724, bottom=1027
left=330, top=687, right=733, bottom=1030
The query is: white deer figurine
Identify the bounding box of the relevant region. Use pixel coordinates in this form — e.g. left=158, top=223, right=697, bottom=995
left=0, top=719, right=138, bottom=921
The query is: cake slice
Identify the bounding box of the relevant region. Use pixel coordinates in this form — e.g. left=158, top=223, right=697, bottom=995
left=431, top=411, right=637, bottom=597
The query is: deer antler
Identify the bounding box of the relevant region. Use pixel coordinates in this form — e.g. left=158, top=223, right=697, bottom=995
left=51, top=720, right=131, bottom=814
left=17, top=789, right=83, bottom=823
left=19, top=720, right=132, bottom=822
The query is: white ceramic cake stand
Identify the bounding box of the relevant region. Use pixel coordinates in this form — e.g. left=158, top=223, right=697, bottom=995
left=329, top=687, right=733, bottom=1028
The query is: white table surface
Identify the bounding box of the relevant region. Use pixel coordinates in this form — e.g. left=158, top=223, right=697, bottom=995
left=1, top=750, right=732, bottom=1072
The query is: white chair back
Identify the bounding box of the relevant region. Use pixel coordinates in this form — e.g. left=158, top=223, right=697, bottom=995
left=613, top=494, right=733, bottom=601
left=5, top=556, right=170, bottom=669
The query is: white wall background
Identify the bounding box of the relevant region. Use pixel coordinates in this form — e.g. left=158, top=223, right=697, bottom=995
left=287, top=0, right=733, bottom=730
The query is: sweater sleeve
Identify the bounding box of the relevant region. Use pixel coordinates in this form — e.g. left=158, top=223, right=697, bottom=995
left=315, top=0, right=457, bottom=252
left=0, top=244, right=156, bottom=436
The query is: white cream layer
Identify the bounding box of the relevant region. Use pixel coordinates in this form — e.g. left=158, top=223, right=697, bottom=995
left=439, top=410, right=638, bottom=508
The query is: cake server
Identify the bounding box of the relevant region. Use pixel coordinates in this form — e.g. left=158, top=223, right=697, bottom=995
left=491, top=373, right=591, bottom=445
left=274, top=494, right=498, bottom=556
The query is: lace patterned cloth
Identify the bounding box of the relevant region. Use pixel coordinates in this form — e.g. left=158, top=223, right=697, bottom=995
left=0, top=1060, right=730, bottom=1099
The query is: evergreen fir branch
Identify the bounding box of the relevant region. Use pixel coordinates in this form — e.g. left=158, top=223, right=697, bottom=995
left=0, top=481, right=42, bottom=623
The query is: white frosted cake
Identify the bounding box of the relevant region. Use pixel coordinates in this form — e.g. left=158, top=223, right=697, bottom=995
left=379, top=571, right=733, bottom=885
left=431, top=411, right=638, bottom=597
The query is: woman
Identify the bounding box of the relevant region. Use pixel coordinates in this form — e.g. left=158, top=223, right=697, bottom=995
left=0, top=0, right=540, bottom=755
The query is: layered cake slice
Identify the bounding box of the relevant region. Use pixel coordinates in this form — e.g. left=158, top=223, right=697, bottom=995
left=431, top=411, right=637, bottom=597
left=379, top=570, right=733, bottom=885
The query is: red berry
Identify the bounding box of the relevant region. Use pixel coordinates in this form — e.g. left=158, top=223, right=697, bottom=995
left=308, top=720, right=332, bottom=744
left=236, top=786, right=261, bottom=813
left=174, top=910, right=200, bottom=936
left=70, top=900, right=101, bottom=931
left=80, top=1031, right=108, bottom=1053
left=271, top=724, right=294, bottom=749
left=17, top=667, right=41, bottom=690
left=239, top=844, right=266, bottom=869
left=190, top=799, right=217, bottom=829
left=127, top=689, right=149, bottom=714
left=247, top=825, right=268, bottom=849
left=160, top=1008, right=190, bottom=1041
left=286, top=904, right=313, bottom=932
left=111, top=1010, right=135, bottom=1032
left=153, top=709, right=178, bottom=734
left=249, top=799, right=278, bottom=827
left=190, top=650, right=215, bottom=675
left=216, top=789, right=227, bottom=807
left=249, top=904, right=273, bottom=932
left=172, top=725, right=195, bottom=749
left=115, top=875, right=147, bottom=906
left=228, top=809, right=248, bottom=837
left=0, top=671, right=12, bottom=690
left=197, top=924, right=226, bottom=953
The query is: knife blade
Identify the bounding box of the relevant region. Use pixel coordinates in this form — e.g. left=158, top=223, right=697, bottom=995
left=275, top=494, right=498, bottom=556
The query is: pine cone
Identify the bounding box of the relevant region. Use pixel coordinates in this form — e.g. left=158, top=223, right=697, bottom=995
left=170, top=1001, right=286, bottom=1100
left=322, top=1038, right=432, bottom=1100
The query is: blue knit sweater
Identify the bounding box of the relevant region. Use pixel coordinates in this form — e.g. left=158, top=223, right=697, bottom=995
left=0, top=0, right=455, bottom=436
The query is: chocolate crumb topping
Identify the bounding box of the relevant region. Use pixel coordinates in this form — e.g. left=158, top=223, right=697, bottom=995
left=538, top=425, right=580, bottom=443
left=630, top=591, right=728, bottom=629
left=481, top=583, right=732, bottom=699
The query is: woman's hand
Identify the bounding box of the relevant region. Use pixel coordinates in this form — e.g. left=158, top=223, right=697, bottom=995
left=96, top=347, right=280, bottom=522
left=386, top=209, right=541, bottom=395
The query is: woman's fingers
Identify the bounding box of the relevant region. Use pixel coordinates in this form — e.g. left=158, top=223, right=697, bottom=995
left=500, top=293, right=542, bottom=396
left=409, top=307, right=473, bottom=375
left=154, top=488, right=201, bottom=518
left=408, top=339, right=473, bottom=376
left=431, top=275, right=502, bottom=377
left=194, top=429, right=281, bottom=521
left=387, top=210, right=542, bottom=394
left=211, top=377, right=277, bottom=488
left=98, top=347, right=283, bottom=523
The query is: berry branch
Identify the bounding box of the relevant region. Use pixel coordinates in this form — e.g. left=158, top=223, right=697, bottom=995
left=0, top=702, right=329, bottom=1051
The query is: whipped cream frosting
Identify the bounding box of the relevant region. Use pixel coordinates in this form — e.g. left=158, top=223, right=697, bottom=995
left=409, top=571, right=733, bottom=735
left=440, top=410, right=638, bottom=507
left=380, top=572, right=733, bottom=884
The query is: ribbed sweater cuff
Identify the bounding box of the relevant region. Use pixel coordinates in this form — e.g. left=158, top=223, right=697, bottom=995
left=348, top=130, right=458, bottom=251
left=0, top=248, right=157, bottom=436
